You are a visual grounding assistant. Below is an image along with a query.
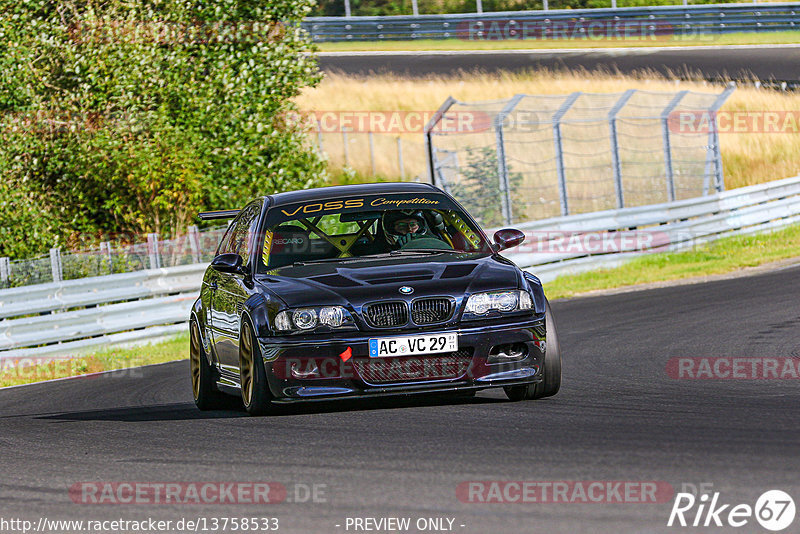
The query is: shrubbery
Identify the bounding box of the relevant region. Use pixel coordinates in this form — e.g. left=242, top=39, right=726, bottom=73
left=0, top=0, right=325, bottom=258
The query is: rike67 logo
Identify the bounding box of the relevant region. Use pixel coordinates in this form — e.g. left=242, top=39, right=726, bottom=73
left=668, top=488, right=796, bottom=531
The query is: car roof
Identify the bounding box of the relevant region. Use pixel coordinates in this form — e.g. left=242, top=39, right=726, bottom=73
left=264, top=182, right=441, bottom=207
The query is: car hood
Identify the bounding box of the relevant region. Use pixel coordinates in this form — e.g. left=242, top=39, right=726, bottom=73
left=254, top=252, right=523, bottom=308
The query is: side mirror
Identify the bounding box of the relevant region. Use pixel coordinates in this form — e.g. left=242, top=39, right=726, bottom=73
left=493, top=228, right=525, bottom=252
left=211, top=253, right=245, bottom=274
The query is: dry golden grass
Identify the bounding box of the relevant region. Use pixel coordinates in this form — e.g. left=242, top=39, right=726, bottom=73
left=296, top=70, right=800, bottom=190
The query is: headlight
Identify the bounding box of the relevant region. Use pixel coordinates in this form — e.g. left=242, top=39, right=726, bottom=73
left=464, top=290, right=533, bottom=316
left=319, top=306, right=345, bottom=327
left=292, top=309, right=318, bottom=329
left=274, top=306, right=353, bottom=333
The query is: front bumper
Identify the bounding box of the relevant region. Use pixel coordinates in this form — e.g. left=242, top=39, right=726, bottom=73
left=258, top=316, right=546, bottom=402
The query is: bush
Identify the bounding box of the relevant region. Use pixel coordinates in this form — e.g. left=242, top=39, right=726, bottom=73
left=0, top=0, right=325, bottom=258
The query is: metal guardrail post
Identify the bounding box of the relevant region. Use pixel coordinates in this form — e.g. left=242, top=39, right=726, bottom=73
left=49, top=248, right=63, bottom=283
left=608, top=89, right=636, bottom=210
left=552, top=92, right=581, bottom=217
left=0, top=257, right=9, bottom=283
left=708, top=82, right=736, bottom=192
left=147, top=233, right=162, bottom=270
left=99, top=242, right=114, bottom=274
left=188, top=226, right=202, bottom=264
left=661, top=90, right=688, bottom=202
left=425, top=96, right=456, bottom=187
left=495, top=95, right=524, bottom=225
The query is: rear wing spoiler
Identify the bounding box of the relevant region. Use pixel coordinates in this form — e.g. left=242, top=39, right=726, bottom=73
left=198, top=209, right=240, bottom=221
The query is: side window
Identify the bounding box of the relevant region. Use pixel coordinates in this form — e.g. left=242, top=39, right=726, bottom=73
left=218, top=203, right=261, bottom=265
left=216, top=224, right=235, bottom=257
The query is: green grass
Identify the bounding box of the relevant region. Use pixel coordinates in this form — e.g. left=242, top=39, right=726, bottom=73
left=3, top=223, right=800, bottom=387
left=0, top=333, right=189, bottom=388
left=318, top=31, right=800, bottom=52
left=545, top=223, right=800, bottom=299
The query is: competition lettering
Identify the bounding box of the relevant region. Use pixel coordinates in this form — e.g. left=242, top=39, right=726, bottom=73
left=370, top=197, right=440, bottom=208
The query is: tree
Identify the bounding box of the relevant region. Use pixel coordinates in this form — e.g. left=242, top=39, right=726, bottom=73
left=0, top=0, right=325, bottom=257
left=449, top=146, right=527, bottom=228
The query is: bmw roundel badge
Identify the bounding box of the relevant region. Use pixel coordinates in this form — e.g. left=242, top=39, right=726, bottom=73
left=399, top=286, right=414, bottom=295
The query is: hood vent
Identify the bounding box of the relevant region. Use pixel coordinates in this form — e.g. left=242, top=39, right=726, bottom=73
left=441, top=264, right=477, bottom=279
left=310, top=274, right=361, bottom=288
left=363, top=273, right=434, bottom=285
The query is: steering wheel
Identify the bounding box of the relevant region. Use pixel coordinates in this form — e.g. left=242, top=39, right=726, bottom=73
left=399, top=237, right=453, bottom=250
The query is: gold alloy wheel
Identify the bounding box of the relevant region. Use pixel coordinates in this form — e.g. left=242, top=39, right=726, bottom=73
left=189, top=322, right=201, bottom=401
left=240, top=325, right=254, bottom=405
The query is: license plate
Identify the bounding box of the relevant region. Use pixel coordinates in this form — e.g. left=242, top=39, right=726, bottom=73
left=369, top=333, right=458, bottom=357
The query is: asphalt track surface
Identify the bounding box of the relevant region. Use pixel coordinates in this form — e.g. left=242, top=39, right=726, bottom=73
left=319, top=45, right=800, bottom=83
left=2, top=263, right=800, bottom=533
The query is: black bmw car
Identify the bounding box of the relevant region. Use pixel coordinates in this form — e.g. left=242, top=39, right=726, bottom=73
left=190, top=182, right=560, bottom=415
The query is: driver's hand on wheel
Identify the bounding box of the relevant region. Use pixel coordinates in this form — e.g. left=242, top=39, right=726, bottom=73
left=396, top=233, right=415, bottom=247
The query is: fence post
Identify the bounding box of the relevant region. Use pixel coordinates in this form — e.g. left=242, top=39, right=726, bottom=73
left=411, top=0, right=419, bottom=16
left=0, top=257, right=9, bottom=284
left=397, top=137, right=406, bottom=178
left=316, top=120, right=325, bottom=156
left=425, top=96, right=456, bottom=187
left=708, top=82, right=736, bottom=192
left=495, top=94, right=524, bottom=226
left=342, top=129, right=349, bottom=167
left=368, top=131, right=376, bottom=175
left=476, top=0, right=483, bottom=13
left=99, top=241, right=114, bottom=274
left=50, top=248, right=63, bottom=282
left=543, top=0, right=549, bottom=10
left=344, top=0, right=351, bottom=17
left=608, top=89, right=636, bottom=209
left=147, top=233, right=162, bottom=270
left=552, top=92, right=581, bottom=216
left=661, top=90, right=688, bottom=202
left=188, top=226, right=202, bottom=263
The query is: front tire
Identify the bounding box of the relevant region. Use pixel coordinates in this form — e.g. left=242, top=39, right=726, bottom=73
left=504, top=299, right=562, bottom=401
left=190, top=320, right=228, bottom=410
left=239, top=318, right=275, bottom=416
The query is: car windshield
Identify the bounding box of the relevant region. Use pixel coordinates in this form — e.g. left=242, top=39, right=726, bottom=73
left=258, top=193, right=491, bottom=272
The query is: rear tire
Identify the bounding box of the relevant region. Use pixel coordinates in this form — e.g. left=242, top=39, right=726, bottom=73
left=190, top=320, right=228, bottom=410
left=239, top=318, right=275, bottom=416
left=504, top=299, right=562, bottom=401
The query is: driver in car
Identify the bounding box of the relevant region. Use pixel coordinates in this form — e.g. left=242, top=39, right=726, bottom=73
left=382, top=210, right=430, bottom=248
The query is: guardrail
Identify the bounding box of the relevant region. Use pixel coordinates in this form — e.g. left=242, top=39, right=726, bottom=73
left=2, top=175, right=799, bottom=360
left=509, top=174, right=800, bottom=279
left=0, top=264, right=205, bottom=360
left=303, top=3, right=800, bottom=41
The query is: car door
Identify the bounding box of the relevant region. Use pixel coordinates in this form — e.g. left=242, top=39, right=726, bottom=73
left=210, top=202, right=262, bottom=374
